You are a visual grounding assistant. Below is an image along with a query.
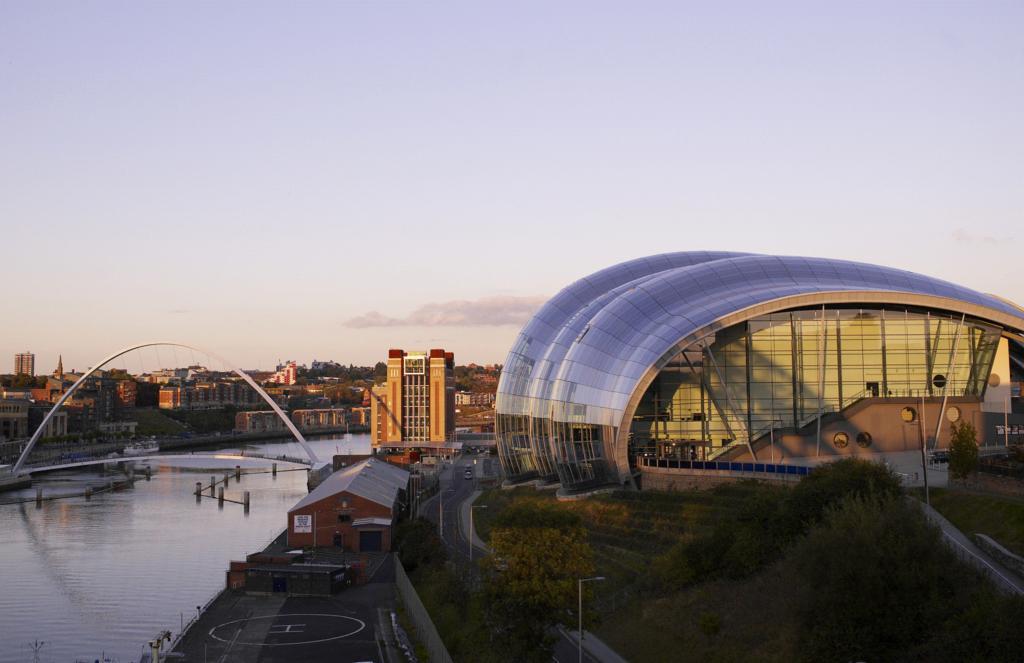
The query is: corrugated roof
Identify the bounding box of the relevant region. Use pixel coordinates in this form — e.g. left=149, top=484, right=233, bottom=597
left=289, top=457, right=409, bottom=512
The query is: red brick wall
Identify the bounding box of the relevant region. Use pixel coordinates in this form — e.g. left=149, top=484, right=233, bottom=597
left=287, top=490, right=394, bottom=552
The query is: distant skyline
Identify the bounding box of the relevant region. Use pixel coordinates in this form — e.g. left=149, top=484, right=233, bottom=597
left=3, top=2, right=1022, bottom=370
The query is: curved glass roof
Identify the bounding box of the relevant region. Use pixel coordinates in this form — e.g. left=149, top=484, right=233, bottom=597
left=498, top=253, right=1024, bottom=429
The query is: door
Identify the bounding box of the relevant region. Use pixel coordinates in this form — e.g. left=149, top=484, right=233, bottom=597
left=333, top=533, right=343, bottom=548
left=359, top=530, right=383, bottom=552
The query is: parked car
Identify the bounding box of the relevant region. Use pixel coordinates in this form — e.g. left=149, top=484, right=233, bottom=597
left=464, top=468, right=473, bottom=480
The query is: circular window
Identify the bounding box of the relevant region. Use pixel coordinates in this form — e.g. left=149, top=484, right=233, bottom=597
left=989, top=374, right=1001, bottom=388
left=947, top=406, right=961, bottom=423
left=932, top=374, right=947, bottom=389
left=901, top=407, right=917, bottom=423
left=856, top=432, right=873, bottom=448
left=833, top=432, right=850, bottom=448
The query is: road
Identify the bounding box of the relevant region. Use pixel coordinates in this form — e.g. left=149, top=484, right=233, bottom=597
left=418, top=453, right=604, bottom=663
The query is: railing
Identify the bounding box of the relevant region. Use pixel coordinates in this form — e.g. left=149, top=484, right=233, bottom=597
left=638, top=456, right=811, bottom=476
left=394, top=556, right=454, bottom=663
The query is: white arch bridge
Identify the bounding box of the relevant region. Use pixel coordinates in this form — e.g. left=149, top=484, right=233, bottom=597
left=8, top=342, right=325, bottom=478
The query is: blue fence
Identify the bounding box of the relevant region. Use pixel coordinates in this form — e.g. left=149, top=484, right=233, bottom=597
left=640, top=457, right=811, bottom=476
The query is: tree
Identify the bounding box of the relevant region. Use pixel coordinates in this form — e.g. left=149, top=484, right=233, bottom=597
left=948, top=420, right=979, bottom=481
left=482, top=503, right=596, bottom=662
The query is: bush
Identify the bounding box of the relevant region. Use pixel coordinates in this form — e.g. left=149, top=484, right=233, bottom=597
left=784, top=458, right=902, bottom=535
left=393, top=518, right=447, bottom=573
left=948, top=420, right=979, bottom=481
left=784, top=494, right=1024, bottom=662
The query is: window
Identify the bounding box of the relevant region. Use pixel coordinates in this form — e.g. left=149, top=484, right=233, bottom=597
left=833, top=432, right=849, bottom=448
left=338, top=514, right=351, bottom=523
left=856, top=432, right=873, bottom=448
left=947, top=406, right=961, bottom=423
left=900, top=407, right=916, bottom=423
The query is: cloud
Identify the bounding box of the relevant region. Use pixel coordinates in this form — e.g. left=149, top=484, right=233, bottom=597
left=344, top=295, right=547, bottom=328
left=952, top=228, right=1006, bottom=244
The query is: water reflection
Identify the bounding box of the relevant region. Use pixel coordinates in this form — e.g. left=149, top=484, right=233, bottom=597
left=0, top=434, right=370, bottom=663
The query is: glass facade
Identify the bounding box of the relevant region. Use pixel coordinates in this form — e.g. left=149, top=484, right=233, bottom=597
left=630, top=308, right=1001, bottom=461
left=496, top=253, right=1024, bottom=493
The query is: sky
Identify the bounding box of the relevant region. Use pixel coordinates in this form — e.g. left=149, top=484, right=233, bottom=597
left=2, top=1, right=1022, bottom=372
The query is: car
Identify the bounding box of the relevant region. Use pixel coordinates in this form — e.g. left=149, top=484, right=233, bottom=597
left=464, top=468, right=473, bottom=480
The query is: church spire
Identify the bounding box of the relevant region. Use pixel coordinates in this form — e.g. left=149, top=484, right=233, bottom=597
left=55, top=354, right=63, bottom=379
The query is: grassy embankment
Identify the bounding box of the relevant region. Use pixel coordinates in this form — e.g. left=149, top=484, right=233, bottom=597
left=133, top=407, right=187, bottom=436
left=926, top=487, right=1024, bottom=556
left=473, top=484, right=799, bottom=661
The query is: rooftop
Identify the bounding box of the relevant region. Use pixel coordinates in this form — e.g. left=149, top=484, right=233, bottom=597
left=289, top=457, right=409, bottom=512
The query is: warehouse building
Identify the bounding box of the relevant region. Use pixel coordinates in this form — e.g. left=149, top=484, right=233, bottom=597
left=286, top=457, right=409, bottom=552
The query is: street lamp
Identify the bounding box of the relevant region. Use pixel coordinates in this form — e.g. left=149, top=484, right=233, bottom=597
left=469, top=504, right=488, bottom=562
left=578, top=576, right=605, bottom=663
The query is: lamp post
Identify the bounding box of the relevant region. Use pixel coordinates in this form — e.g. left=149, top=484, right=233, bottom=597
left=469, top=504, right=487, bottom=562
left=578, top=576, right=605, bottom=663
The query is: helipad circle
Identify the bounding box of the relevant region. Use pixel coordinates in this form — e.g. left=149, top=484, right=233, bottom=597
left=208, top=613, right=365, bottom=646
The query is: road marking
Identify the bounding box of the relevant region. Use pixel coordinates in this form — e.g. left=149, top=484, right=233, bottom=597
left=208, top=613, right=366, bottom=646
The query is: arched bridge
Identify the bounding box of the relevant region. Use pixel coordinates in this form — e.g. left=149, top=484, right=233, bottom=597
left=10, top=341, right=322, bottom=476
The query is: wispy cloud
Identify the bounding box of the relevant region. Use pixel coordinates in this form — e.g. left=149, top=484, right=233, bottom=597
left=344, top=295, right=546, bottom=328
left=952, top=228, right=1009, bottom=244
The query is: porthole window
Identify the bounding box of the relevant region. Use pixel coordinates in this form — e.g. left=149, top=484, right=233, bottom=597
left=932, top=374, right=947, bottom=389
left=856, top=432, right=873, bottom=448
left=947, top=406, right=961, bottom=423
left=833, top=432, right=849, bottom=448
left=989, top=374, right=1001, bottom=388
left=901, top=407, right=917, bottom=423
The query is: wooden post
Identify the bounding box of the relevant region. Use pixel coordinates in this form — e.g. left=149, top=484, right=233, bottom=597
left=272, top=462, right=277, bottom=477
left=85, top=486, right=92, bottom=500
left=235, top=465, right=241, bottom=481
left=243, top=491, right=250, bottom=514
left=224, top=472, right=230, bottom=486
left=210, top=475, right=216, bottom=495
left=36, top=487, right=43, bottom=506
left=145, top=466, right=152, bottom=480
left=195, top=482, right=202, bottom=503
left=217, top=486, right=224, bottom=507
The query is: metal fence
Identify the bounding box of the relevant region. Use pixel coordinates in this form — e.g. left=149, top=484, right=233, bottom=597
left=394, top=556, right=454, bottom=663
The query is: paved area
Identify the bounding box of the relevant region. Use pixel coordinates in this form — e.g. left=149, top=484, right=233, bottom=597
left=173, top=555, right=397, bottom=662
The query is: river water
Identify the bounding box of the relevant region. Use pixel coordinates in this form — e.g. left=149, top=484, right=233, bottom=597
left=0, top=434, right=370, bottom=663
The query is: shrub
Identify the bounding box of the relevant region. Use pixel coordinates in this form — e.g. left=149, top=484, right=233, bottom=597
left=786, top=495, right=962, bottom=659
left=948, top=420, right=979, bottom=481
left=784, top=458, right=902, bottom=535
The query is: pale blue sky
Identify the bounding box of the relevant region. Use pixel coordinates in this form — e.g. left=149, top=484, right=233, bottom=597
left=2, top=1, right=1022, bottom=371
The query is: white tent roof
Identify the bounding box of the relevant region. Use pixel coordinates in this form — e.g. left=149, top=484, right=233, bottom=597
left=289, top=457, right=409, bottom=512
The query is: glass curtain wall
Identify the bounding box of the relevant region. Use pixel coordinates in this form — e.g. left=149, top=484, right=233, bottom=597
left=630, top=307, right=1001, bottom=461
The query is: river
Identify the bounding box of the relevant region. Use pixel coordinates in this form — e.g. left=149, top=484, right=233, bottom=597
left=0, top=434, right=371, bottom=663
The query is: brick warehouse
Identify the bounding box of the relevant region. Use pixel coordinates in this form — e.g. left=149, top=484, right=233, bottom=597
left=286, top=457, right=409, bottom=553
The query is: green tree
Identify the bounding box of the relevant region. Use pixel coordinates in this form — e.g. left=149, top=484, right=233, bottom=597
left=482, top=503, right=596, bottom=662
left=948, top=420, right=979, bottom=481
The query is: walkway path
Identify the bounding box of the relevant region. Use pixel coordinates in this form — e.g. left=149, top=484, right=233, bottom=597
left=915, top=498, right=1024, bottom=595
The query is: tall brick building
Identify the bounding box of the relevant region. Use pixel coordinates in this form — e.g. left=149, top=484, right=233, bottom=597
left=370, top=348, right=455, bottom=449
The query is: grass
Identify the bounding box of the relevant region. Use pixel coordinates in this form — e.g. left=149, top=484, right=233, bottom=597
left=926, top=487, right=1024, bottom=557
left=133, top=407, right=186, bottom=435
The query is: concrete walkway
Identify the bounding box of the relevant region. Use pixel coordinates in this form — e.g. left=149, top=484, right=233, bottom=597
left=915, top=498, right=1024, bottom=595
